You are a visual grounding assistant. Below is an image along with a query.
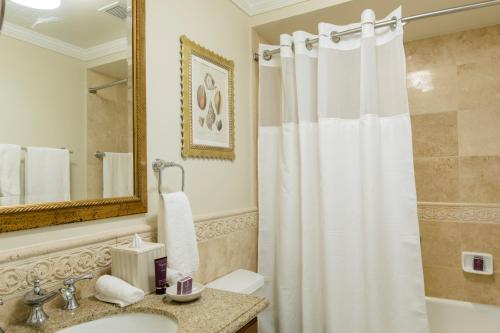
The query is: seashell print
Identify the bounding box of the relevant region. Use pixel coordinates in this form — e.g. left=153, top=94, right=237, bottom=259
left=204, top=73, right=216, bottom=90
left=198, top=116, right=205, bottom=127
left=214, top=90, right=221, bottom=114
left=206, top=102, right=216, bottom=130
left=217, top=119, right=222, bottom=131
left=197, top=85, right=206, bottom=110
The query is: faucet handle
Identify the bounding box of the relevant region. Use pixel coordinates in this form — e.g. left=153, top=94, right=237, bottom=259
left=33, top=277, right=42, bottom=295
left=60, top=273, right=93, bottom=311
left=63, top=272, right=93, bottom=289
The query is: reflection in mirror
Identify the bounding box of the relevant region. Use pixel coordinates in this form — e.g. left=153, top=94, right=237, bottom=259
left=0, top=0, right=133, bottom=206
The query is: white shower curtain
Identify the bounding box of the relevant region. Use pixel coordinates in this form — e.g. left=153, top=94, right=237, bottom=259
left=258, top=8, right=428, bottom=333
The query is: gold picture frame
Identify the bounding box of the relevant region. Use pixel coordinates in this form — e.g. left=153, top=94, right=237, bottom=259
left=180, top=35, right=235, bottom=160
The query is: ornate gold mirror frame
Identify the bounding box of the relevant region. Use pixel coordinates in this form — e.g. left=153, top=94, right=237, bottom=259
left=0, top=0, right=147, bottom=233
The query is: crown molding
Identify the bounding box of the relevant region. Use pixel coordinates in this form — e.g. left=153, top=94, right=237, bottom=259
left=232, top=0, right=307, bottom=16
left=2, top=22, right=127, bottom=61
left=83, top=37, right=127, bottom=61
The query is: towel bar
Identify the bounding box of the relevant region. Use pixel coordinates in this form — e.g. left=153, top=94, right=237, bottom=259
left=152, top=159, right=185, bottom=193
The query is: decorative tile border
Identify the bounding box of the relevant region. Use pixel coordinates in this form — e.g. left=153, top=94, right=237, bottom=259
left=196, top=210, right=258, bottom=242
left=0, top=209, right=257, bottom=299
left=418, top=203, right=500, bottom=224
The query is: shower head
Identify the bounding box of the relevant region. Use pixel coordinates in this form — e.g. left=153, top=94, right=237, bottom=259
left=98, top=1, right=128, bottom=20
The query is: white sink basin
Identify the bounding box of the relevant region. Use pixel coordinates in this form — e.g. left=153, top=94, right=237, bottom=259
left=56, top=313, right=178, bottom=333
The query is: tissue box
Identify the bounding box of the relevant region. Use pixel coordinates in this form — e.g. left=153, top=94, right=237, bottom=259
left=111, top=242, right=165, bottom=293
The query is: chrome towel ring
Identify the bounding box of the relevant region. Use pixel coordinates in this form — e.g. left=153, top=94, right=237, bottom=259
left=152, top=159, right=185, bottom=193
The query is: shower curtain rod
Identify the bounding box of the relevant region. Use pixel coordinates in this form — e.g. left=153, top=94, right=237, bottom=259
left=88, top=79, right=127, bottom=94
left=254, top=0, right=500, bottom=61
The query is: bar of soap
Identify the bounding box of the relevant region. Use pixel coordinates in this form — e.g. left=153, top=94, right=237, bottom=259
left=177, top=276, right=193, bottom=295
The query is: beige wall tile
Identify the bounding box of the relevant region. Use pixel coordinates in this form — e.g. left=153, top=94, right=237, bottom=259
left=423, top=266, right=465, bottom=300
left=414, top=157, right=459, bottom=202
left=420, top=221, right=461, bottom=268
left=195, top=236, right=230, bottom=284
left=453, top=25, right=500, bottom=65
left=459, top=156, right=500, bottom=203
left=411, top=112, right=458, bottom=157
left=458, top=107, right=500, bottom=156
left=408, top=24, right=500, bottom=307
left=463, top=273, right=500, bottom=306
left=404, top=36, right=456, bottom=72
left=457, top=59, right=500, bottom=110
left=407, top=66, right=459, bottom=115
left=194, top=228, right=258, bottom=284
left=460, top=223, right=500, bottom=270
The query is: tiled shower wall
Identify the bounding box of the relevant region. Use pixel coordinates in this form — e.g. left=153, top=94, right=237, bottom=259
left=406, top=24, right=500, bottom=305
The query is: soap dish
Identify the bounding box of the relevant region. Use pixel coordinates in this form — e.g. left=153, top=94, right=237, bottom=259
left=166, top=282, right=204, bottom=302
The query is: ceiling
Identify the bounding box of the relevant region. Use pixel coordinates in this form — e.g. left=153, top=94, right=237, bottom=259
left=253, top=0, right=500, bottom=43
left=5, top=0, right=128, bottom=48
left=91, top=59, right=128, bottom=80
left=232, top=0, right=308, bottom=16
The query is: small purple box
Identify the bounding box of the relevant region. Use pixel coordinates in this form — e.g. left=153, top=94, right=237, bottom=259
left=177, top=276, right=193, bottom=295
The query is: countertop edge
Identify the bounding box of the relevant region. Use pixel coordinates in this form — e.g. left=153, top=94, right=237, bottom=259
left=218, top=297, right=269, bottom=333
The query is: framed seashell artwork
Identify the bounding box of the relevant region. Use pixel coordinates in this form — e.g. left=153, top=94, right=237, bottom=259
left=180, top=35, right=235, bottom=160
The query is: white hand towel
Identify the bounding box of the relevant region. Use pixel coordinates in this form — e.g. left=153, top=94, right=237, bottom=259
left=103, top=152, right=133, bottom=198
left=25, top=147, right=70, bottom=204
left=167, top=268, right=184, bottom=286
left=95, top=275, right=145, bottom=307
left=158, top=192, right=199, bottom=275
left=0, top=144, right=21, bottom=205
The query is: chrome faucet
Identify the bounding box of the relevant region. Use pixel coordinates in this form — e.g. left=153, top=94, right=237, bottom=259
left=23, top=278, right=59, bottom=326
left=59, top=273, right=94, bottom=311
left=0, top=297, right=5, bottom=333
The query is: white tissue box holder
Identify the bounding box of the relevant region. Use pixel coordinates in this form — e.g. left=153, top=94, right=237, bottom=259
left=111, top=242, right=165, bottom=294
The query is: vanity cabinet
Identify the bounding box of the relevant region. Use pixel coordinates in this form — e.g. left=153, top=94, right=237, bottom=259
left=237, top=318, right=258, bottom=333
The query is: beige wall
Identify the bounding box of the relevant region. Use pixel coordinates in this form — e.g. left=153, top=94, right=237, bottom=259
left=0, top=35, right=87, bottom=201
left=0, top=0, right=256, bottom=256
left=407, top=24, right=500, bottom=306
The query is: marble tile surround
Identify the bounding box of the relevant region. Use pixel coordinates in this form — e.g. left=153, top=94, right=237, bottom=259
left=407, top=23, right=500, bottom=306
left=407, top=24, right=500, bottom=204
left=0, top=209, right=257, bottom=326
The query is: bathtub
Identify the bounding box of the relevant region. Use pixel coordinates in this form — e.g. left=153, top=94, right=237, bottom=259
left=427, top=296, right=500, bottom=333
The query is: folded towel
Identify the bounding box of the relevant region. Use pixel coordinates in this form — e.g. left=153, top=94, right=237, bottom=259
left=158, top=192, right=199, bottom=275
left=95, top=275, right=144, bottom=307
left=103, top=152, right=133, bottom=198
left=0, top=144, right=21, bottom=205
left=167, top=268, right=184, bottom=286
left=25, top=147, right=70, bottom=204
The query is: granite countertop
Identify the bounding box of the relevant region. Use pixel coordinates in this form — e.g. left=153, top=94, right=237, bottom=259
left=6, top=288, right=268, bottom=333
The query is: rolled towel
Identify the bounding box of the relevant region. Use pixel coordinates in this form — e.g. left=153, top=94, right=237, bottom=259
left=167, top=268, right=184, bottom=286
left=95, top=275, right=144, bottom=307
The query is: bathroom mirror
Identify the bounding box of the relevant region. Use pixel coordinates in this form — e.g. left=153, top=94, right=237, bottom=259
left=0, top=0, right=147, bottom=232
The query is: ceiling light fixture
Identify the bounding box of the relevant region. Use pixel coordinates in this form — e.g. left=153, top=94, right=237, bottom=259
left=11, top=0, right=61, bottom=10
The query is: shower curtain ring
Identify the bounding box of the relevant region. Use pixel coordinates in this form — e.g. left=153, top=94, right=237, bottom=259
left=263, top=50, right=272, bottom=61
left=330, top=31, right=341, bottom=43
left=390, top=16, right=398, bottom=30
left=305, top=38, right=313, bottom=51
